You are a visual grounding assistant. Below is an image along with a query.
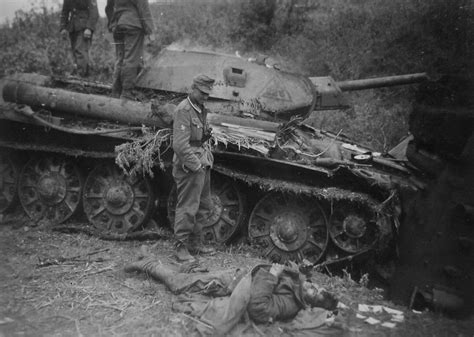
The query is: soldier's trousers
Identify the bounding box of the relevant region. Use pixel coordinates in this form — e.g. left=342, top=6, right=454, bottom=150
left=172, top=165, right=213, bottom=244
left=69, top=30, right=91, bottom=76
left=112, top=27, right=145, bottom=97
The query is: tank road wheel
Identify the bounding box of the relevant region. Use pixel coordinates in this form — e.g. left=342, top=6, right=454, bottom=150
left=248, top=192, right=329, bottom=263
left=167, top=172, right=247, bottom=243
left=18, top=156, right=83, bottom=223
left=0, top=153, right=19, bottom=213
left=328, top=200, right=380, bottom=253
left=83, top=164, right=154, bottom=234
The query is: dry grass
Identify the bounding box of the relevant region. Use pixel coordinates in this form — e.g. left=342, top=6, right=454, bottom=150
left=0, top=219, right=263, bottom=337
left=0, top=219, right=472, bottom=337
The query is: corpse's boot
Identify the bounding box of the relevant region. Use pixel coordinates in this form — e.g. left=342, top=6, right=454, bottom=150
left=124, top=257, right=156, bottom=274
left=124, top=258, right=180, bottom=284
left=175, top=241, right=196, bottom=262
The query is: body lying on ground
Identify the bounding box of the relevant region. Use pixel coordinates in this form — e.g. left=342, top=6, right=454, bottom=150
left=125, top=257, right=342, bottom=336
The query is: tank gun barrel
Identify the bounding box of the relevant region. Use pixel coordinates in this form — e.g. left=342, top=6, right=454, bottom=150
left=336, top=72, right=428, bottom=91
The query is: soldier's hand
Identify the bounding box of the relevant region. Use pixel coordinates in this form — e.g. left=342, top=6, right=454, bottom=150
left=269, top=263, right=285, bottom=277
left=147, top=33, right=156, bottom=44
left=83, top=29, right=92, bottom=39
left=60, top=29, right=68, bottom=37
left=201, top=128, right=212, bottom=143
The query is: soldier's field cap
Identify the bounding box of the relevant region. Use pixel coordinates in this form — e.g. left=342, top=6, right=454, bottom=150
left=193, top=74, right=215, bottom=94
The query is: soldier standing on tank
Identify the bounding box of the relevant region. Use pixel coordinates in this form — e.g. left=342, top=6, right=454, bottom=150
left=105, top=0, right=155, bottom=100
left=172, top=74, right=217, bottom=262
left=60, top=0, right=99, bottom=77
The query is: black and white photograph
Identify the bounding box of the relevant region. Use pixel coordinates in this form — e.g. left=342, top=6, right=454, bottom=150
left=0, top=0, right=473, bottom=336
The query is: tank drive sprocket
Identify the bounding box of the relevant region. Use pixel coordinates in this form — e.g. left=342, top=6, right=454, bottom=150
left=18, top=156, right=83, bottom=223
left=83, top=163, right=154, bottom=234
left=248, top=192, right=329, bottom=264
left=327, top=199, right=383, bottom=253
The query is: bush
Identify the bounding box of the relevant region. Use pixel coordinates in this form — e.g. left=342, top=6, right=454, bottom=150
left=0, top=7, right=114, bottom=81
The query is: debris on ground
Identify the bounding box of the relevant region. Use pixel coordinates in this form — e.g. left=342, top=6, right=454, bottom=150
left=0, top=223, right=473, bottom=336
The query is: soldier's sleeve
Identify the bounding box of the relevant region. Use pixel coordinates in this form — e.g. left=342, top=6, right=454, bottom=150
left=247, top=269, right=300, bottom=324
left=173, top=106, right=201, bottom=172
left=87, top=0, right=99, bottom=30
left=60, top=0, right=70, bottom=31
left=135, top=0, right=155, bottom=35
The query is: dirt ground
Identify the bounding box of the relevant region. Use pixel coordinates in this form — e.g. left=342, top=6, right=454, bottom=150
left=0, top=218, right=473, bottom=337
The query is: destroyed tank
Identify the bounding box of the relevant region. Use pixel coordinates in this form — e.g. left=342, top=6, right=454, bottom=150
left=0, top=48, right=428, bottom=264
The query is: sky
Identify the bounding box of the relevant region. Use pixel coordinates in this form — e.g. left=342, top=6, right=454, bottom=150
left=0, top=0, right=108, bottom=24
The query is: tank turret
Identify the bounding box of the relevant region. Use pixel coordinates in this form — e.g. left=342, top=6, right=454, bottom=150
left=136, top=48, right=427, bottom=121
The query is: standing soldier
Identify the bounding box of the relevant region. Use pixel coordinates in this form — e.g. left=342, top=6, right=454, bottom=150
left=105, top=0, right=155, bottom=100
left=172, top=74, right=217, bottom=262
left=60, top=0, right=99, bottom=77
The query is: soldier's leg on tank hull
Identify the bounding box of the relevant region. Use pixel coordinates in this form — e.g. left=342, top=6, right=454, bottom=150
left=68, top=31, right=79, bottom=76
left=192, top=168, right=215, bottom=255
left=120, top=29, right=144, bottom=100
left=173, top=166, right=206, bottom=262
left=72, top=30, right=91, bottom=77
left=112, top=29, right=125, bottom=97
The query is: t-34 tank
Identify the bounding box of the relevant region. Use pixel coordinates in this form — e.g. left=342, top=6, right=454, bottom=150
left=0, top=48, right=427, bottom=264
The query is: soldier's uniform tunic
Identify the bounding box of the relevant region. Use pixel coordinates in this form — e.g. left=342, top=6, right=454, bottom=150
left=172, top=96, right=214, bottom=245
left=105, top=0, right=155, bottom=99
left=60, top=0, right=99, bottom=76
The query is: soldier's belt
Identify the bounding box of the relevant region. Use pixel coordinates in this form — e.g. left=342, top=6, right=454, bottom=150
left=189, top=140, right=203, bottom=147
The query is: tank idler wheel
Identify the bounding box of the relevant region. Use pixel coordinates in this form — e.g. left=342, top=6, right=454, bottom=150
left=328, top=200, right=380, bottom=253
left=167, top=172, right=247, bottom=243
left=83, top=164, right=154, bottom=234
left=248, top=192, right=329, bottom=264
left=18, top=156, right=83, bottom=223
left=0, top=153, right=19, bottom=213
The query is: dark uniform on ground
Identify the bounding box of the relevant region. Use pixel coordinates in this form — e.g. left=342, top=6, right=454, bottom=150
left=60, top=0, right=99, bottom=77
left=124, top=259, right=340, bottom=335
left=172, top=74, right=216, bottom=262
left=105, top=0, right=155, bottom=99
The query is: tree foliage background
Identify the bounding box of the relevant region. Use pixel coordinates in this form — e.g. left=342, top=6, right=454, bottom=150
left=0, top=0, right=472, bottom=150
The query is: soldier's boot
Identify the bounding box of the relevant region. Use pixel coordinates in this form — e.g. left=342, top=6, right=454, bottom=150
left=189, top=234, right=216, bottom=255
left=174, top=241, right=196, bottom=262
left=120, top=90, right=135, bottom=101
left=111, top=81, right=122, bottom=98
left=78, top=65, right=89, bottom=78
left=70, top=64, right=79, bottom=77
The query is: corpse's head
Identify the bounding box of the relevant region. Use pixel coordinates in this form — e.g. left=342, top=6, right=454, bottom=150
left=302, top=281, right=338, bottom=310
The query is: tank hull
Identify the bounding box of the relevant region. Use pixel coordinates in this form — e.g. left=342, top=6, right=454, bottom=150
left=0, top=65, right=423, bottom=264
